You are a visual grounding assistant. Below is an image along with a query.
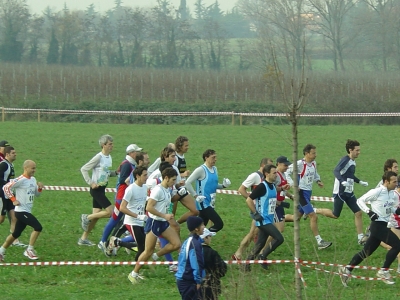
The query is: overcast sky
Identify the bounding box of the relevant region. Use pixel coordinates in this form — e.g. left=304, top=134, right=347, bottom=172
left=26, top=0, right=236, bottom=15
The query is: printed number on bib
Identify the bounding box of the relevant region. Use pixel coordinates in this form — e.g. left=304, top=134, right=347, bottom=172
left=345, top=178, right=354, bottom=193
left=268, top=198, right=277, bottom=215
left=210, top=193, right=216, bottom=208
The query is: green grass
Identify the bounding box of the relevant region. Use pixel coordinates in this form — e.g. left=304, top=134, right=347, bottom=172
left=0, top=122, right=399, bottom=299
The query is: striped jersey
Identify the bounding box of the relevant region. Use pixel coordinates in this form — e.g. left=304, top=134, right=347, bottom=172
left=3, top=175, right=42, bottom=213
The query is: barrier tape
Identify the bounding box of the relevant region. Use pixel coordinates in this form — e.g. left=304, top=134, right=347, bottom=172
left=42, top=185, right=334, bottom=202
left=4, top=107, right=400, bottom=118
left=295, top=257, right=307, bottom=287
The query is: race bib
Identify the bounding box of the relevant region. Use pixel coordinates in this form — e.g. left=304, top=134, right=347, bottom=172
left=345, top=178, right=354, bottom=193
left=210, top=193, right=216, bottom=208
left=268, top=198, right=277, bottom=215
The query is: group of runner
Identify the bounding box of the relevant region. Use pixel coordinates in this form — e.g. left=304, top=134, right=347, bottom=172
left=2, top=135, right=400, bottom=294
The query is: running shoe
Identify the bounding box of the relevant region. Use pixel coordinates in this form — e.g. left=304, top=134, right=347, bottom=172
left=24, top=249, right=39, bottom=260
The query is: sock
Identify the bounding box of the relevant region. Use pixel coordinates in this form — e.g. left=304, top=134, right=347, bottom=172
left=28, top=245, right=34, bottom=250
left=357, top=233, right=364, bottom=240
left=152, top=253, right=160, bottom=260
left=0, top=246, right=5, bottom=254
left=315, top=235, right=322, bottom=243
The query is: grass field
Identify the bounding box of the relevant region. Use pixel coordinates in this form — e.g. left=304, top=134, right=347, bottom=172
left=0, top=122, right=399, bottom=299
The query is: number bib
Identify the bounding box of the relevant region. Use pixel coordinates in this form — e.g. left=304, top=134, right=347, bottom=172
left=268, top=198, right=277, bottom=215
left=345, top=178, right=354, bottom=193
left=210, top=193, right=216, bottom=208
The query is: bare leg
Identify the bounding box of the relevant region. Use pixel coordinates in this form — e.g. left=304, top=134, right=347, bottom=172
left=234, top=220, right=258, bottom=259
left=134, top=233, right=158, bottom=273
left=354, top=211, right=363, bottom=235
left=315, top=208, right=337, bottom=219
left=156, top=227, right=181, bottom=257
left=308, top=212, right=319, bottom=236
left=29, top=231, right=41, bottom=246
left=176, top=195, right=199, bottom=224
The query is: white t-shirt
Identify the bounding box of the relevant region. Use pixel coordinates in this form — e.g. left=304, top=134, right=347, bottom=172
left=123, top=183, right=148, bottom=226
left=242, top=172, right=263, bottom=188
left=3, top=175, right=41, bottom=213
left=148, top=184, right=172, bottom=221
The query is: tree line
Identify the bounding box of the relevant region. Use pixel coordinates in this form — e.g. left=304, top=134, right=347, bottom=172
left=1, top=0, right=400, bottom=71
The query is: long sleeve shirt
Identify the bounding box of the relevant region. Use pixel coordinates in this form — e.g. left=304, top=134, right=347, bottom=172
left=175, top=234, right=206, bottom=284
left=332, top=155, right=360, bottom=195
left=285, top=159, right=321, bottom=191
left=3, top=175, right=42, bottom=213
left=80, top=152, right=114, bottom=186
left=357, top=185, right=398, bottom=223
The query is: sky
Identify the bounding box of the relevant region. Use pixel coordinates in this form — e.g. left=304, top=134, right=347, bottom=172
left=26, top=0, right=236, bottom=15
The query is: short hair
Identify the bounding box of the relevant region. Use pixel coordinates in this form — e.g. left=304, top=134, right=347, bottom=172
left=160, top=147, right=175, bottom=161
left=260, top=157, right=273, bottom=167
left=382, top=171, right=397, bottom=183
left=133, top=166, right=147, bottom=179
left=202, top=149, right=216, bottom=161
left=345, top=139, right=360, bottom=154
left=161, top=167, right=177, bottom=179
left=175, top=136, right=189, bottom=152
left=159, top=161, right=172, bottom=173
left=4, top=146, right=14, bottom=155
left=263, top=164, right=276, bottom=175
left=303, top=144, right=316, bottom=155
left=384, top=159, right=398, bottom=172
left=136, top=152, right=144, bottom=163
left=99, top=134, right=113, bottom=147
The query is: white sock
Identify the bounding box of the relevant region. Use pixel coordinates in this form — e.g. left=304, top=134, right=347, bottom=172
left=315, top=235, right=322, bottom=243
left=131, top=271, right=138, bottom=277
left=28, top=245, right=34, bottom=250
left=0, top=246, right=5, bottom=254
left=357, top=233, right=364, bottom=240
left=152, top=253, right=159, bottom=260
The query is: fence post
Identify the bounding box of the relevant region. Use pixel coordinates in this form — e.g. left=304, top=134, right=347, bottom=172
left=231, top=112, right=235, bottom=126
left=240, top=114, right=243, bottom=126
left=38, top=110, right=40, bottom=122
left=1, top=107, right=4, bottom=122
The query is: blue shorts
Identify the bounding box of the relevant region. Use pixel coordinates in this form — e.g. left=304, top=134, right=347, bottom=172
left=144, top=217, right=169, bottom=236
left=297, top=190, right=314, bottom=215
left=274, top=205, right=285, bottom=223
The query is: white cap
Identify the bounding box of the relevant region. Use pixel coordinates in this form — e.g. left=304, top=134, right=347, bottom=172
left=126, top=144, right=143, bottom=153
left=200, top=228, right=216, bottom=239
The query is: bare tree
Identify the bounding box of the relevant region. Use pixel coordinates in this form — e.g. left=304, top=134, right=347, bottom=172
left=307, top=0, right=356, bottom=71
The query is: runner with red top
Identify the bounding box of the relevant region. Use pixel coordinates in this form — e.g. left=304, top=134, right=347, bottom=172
left=0, top=160, right=44, bottom=262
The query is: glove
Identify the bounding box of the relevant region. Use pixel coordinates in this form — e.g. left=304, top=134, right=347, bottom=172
left=222, top=178, right=231, bottom=188
left=177, top=187, right=187, bottom=196
left=395, top=207, right=400, bottom=215
left=250, top=211, right=263, bottom=222
left=359, top=181, right=368, bottom=187
left=137, top=215, right=148, bottom=222
left=281, top=202, right=290, bottom=209
left=367, top=210, right=378, bottom=221
left=341, top=181, right=350, bottom=187
left=195, top=195, right=206, bottom=203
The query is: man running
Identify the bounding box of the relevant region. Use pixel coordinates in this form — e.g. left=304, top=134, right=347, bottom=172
left=314, top=139, right=369, bottom=245
left=339, top=171, right=400, bottom=286
left=285, top=144, right=332, bottom=250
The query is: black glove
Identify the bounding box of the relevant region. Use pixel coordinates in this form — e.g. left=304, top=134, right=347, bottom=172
left=367, top=210, right=378, bottom=221
left=281, top=202, right=290, bottom=209
left=250, top=211, right=264, bottom=222
left=395, top=208, right=400, bottom=215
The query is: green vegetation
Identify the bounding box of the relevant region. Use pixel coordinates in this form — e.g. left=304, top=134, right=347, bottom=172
left=0, top=122, right=398, bottom=299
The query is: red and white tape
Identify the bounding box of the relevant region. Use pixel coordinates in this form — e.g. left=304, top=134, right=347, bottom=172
left=43, top=185, right=334, bottom=202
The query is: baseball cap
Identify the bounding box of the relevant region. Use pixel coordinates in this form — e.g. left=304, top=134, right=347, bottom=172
left=187, top=216, right=204, bottom=231
left=0, top=140, right=10, bottom=147
left=126, top=144, right=143, bottom=153
left=276, top=156, right=291, bottom=165
left=200, top=228, right=216, bottom=239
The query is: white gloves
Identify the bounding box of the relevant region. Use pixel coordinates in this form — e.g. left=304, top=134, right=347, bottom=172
left=195, top=195, right=206, bottom=203
left=359, top=181, right=368, bottom=187
left=137, top=215, right=148, bottom=222
left=222, top=178, right=231, bottom=188
left=341, top=181, right=350, bottom=187
left=178, top=187, right=187, bottom=196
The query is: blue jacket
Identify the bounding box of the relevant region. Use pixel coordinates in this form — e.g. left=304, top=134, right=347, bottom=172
left=175, top=234, right=206, bottom=284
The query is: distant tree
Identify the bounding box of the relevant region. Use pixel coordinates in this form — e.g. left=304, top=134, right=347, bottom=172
left=194, top=0, right=205, bottom=19
left=47, top=29, right=59, bottom=64
left=0, top=0, right=30, bottom=62
left=58, top=6, right=82, bottom=65
left=27, top=15, right=44, bottom=63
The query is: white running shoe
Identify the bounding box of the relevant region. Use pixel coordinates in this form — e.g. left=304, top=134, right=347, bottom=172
left=128, top=273, right=144, bottom=284
left=98, top=241, right=111, bottom=257
left=81, top=214, right=91, bottom=232
left=24, top=249, right=39, bottom=260
left=12, top=239, right=28, bottom=247
left=317, top=240, right=332, bottom=250
left=377, top=270, right=395, bottom=285
left=152, top=253, right=159, bottom=261
left=77, top=238, right=95, bottom=246
left=338, top=266, right=351, bottom=287
left=169, top=264, right=178, bottom=273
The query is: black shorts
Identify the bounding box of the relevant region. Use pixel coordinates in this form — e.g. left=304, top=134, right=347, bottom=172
left=332, top=193, right=360, bottom=217
left=1, top=196, right=15, bottom=215
left=13, top=211, right=42, bottom=238
left=90, top=186, right=111, bottom=209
